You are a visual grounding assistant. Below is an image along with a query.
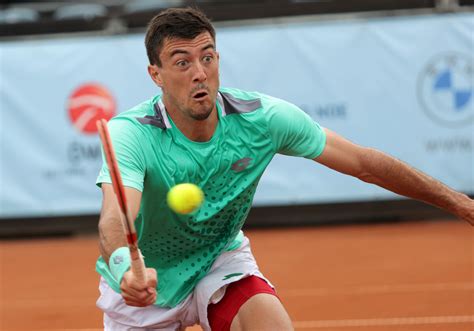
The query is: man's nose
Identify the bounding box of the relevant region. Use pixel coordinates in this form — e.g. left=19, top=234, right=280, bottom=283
left=192, top=62, right=207, bottom=83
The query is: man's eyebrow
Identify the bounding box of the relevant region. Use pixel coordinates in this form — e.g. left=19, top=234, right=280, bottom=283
left=202, top=43, right=215, bottom=51
left=169, top=49, right=189, bottom=58
left=169, top=43, right=215, bottom=58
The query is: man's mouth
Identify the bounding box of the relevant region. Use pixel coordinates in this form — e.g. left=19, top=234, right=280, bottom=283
left=192, top=89, right=209, bottom=101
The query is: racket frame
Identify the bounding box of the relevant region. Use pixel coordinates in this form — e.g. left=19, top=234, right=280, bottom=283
left=96, top=119, right=146, bottom=286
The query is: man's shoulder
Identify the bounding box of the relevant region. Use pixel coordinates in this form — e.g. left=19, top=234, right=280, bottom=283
left=219, top=87, right=288, bottom=113
left=219, top=87, right=263, bottom=101
left=106, top=96, right=162, bottom=138
left=107, top=96, right=165, bottom=132
left=113, top=96, right=158, bottom=121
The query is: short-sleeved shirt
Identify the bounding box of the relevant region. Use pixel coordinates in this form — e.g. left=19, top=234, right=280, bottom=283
left=96, top=87, right=326, bottom=308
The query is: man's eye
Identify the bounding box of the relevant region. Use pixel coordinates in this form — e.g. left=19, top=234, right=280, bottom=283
left=203, top=56, right=213, bottom=63
left=176, top=60, right=188, bottom=67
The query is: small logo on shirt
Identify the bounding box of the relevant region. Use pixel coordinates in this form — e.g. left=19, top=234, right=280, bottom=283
left=231, top=158, right=252, bottom=173
left=113, top=255, right=124, bottom=265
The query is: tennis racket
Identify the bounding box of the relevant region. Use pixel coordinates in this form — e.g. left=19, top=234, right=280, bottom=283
left=96, top=119, right=146, bottom=286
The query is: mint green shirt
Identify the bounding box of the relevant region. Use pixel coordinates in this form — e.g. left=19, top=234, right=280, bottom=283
left=96, top=87, right=326, bottom=307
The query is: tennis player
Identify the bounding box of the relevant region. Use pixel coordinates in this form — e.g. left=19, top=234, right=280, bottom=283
left=95, top=7, right=474, bottom=331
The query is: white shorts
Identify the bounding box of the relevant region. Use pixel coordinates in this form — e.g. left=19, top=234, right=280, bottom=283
left=96, top=236, right=271, bottom=331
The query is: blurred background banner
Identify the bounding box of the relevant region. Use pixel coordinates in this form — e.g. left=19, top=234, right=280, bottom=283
left=0, top=12, right=472, bottom=218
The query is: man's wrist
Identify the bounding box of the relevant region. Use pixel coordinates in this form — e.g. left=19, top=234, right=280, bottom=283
left=109, top=247, right=131, bottom=286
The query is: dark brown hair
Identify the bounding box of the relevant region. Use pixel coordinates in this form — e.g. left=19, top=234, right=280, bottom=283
left=145, top=7, right=216, bottom=67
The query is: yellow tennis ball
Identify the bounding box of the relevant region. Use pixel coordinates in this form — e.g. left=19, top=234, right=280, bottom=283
left=167, top=183, right=204, bottom=214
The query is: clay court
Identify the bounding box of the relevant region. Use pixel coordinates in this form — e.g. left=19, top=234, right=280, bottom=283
left=1, top=218, right=472, bottom=330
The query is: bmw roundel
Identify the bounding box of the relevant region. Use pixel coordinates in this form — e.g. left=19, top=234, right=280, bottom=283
left=418, top=53, right=473, bottom=127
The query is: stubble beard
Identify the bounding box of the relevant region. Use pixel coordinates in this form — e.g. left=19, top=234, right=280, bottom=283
left=162, top=83, right=217, bottom=121
left=188, top=103, right=213, bottom=121
left=187, top=84, right=216, bottom=121
left=186, top=88, right=217, bottom=121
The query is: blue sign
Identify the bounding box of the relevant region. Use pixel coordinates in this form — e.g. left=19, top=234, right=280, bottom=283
left=0, top=12, right=472, bottom=217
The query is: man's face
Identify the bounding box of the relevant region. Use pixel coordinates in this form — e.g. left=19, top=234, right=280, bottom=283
left=149, top=32, right=219, bottom=121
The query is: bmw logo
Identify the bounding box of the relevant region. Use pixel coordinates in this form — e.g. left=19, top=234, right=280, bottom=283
left=417, top=53, right=473, bottom=127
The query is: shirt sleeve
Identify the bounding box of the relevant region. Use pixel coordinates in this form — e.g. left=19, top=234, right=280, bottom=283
left=264, top=97, right=327, bottom=159
left=96, top=118, right=146, bottom=192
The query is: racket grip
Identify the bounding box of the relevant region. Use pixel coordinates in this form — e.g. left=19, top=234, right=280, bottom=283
left=130, top=248, right=147, bottom=287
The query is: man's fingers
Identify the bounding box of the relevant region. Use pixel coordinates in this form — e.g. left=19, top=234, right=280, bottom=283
left=124, top=278, right=148, bottom=291
left=122, top=268, right=155, bottom=290
left=120, top=268, right=157, bottom=307
left=123, top=293, right=156, bottom=307
left=121, top=285, right=149, bottom=300
left=146, top=268, right=158, bottom=288
left=122, top=289, right=156, bottom=307
left=146, top=291, right=157, bottom=305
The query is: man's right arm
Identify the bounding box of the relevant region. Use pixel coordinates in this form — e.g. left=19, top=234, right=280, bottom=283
left=99, top=183, right=157, bottom=307
left=98, top=183, right=142, bottom=264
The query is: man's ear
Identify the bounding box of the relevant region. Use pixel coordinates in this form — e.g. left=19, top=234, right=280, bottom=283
left=148, top=64, right=162, bottom=87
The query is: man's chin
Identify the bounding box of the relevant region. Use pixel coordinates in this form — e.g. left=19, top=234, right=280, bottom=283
left=191, top=110, right=213, bottom=121
left=189, top=99, right=214, bottom=121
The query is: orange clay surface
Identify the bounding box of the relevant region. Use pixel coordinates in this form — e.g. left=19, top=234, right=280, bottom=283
left=0, top=219, right=473, bottom=330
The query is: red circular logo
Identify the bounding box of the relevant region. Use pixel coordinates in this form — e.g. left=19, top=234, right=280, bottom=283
left=67, top=83, right=116, bottom=134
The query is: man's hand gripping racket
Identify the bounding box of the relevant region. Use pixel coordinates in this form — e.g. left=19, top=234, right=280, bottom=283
left=97, top=119, right=156, bottom=306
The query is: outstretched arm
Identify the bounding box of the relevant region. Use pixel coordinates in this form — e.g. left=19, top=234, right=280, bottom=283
left=314, top=128, right=474, bottom=225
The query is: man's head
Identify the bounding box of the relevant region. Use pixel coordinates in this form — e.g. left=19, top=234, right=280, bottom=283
left=146, top=8, right=219, bottom=122
left=145, top=7, right=216, bottom=67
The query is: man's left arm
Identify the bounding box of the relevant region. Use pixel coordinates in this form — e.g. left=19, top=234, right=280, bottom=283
left=314, top=128, right=474, bottom=225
